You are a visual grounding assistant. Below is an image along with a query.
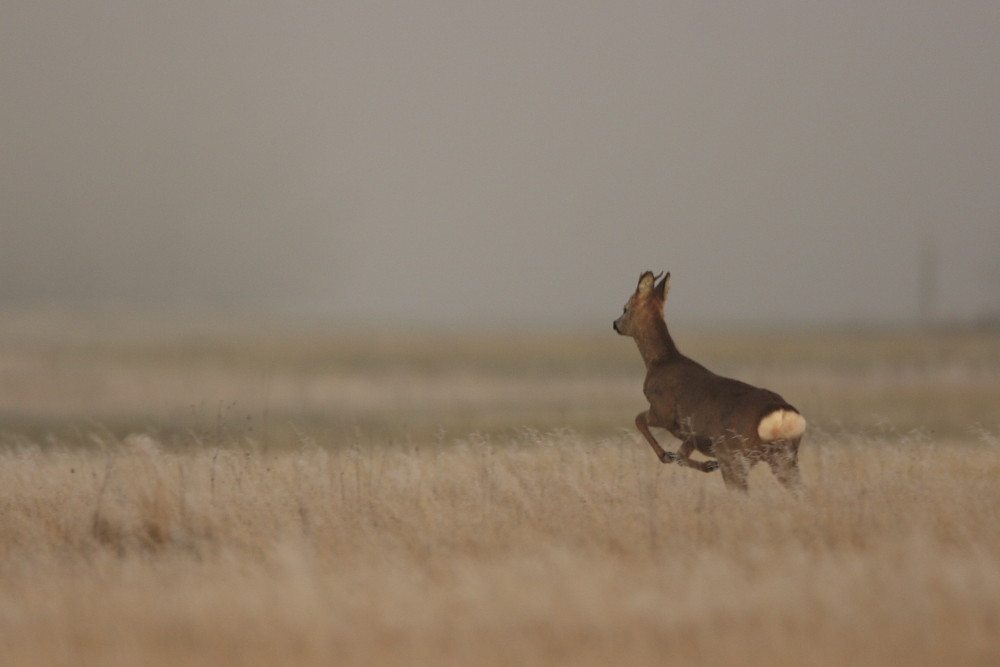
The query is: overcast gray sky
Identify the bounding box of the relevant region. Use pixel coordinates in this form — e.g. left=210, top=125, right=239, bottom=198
left=2, top=1, right=998, bottom=328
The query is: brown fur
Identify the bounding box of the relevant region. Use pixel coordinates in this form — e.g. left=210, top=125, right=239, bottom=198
left=613, top=271, right=804, bottom=493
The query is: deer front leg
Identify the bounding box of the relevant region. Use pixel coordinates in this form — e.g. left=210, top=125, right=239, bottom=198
left=635, top=411, right=677, bottom=463
left=675, top=437, right=720, bottom=473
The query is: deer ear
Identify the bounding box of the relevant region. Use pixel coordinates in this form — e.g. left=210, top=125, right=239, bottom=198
left=637, top=271, right=656, bottom=294
left=655, top=272, right=671, bottom=300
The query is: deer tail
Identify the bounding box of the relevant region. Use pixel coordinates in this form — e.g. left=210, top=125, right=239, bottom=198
left=757, top=408, right=806, bottom=442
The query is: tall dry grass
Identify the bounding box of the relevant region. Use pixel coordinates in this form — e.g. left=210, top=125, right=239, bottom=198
left=0, top=315, right=998, bottom=665
left=0, top=428, right=997, bottom=666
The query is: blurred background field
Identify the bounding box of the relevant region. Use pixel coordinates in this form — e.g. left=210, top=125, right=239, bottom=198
left=2, top=311, right=997, bottom=445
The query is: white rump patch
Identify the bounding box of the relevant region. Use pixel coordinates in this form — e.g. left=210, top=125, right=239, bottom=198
left=757, top=409, right=806, bottom=442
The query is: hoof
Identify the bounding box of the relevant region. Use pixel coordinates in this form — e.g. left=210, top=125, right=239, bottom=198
left=703, top=460, right=720, bottom=472
left=660, top=451, right=679, bottom=463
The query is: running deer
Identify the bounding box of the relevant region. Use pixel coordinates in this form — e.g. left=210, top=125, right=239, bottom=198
left=613, top=271, right=805, bottom=492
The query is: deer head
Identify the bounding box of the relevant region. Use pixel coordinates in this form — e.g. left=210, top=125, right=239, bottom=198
left=613, top=271, right=670, bottom=337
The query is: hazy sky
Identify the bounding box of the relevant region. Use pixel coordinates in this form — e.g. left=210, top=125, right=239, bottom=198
left=3, top=1, right=998, bottom=328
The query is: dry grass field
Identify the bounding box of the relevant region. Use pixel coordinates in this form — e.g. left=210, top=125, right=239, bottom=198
left=0, top=312, right=998, bottom=666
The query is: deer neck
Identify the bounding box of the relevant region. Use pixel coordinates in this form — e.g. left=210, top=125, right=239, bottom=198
left=634, top=315, right=679, bottom=368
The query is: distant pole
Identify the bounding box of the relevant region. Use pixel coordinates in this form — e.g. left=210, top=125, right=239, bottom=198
left=918, top=235, right=939, bottom=327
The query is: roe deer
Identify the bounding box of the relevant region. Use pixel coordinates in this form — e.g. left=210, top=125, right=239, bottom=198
left=613, top=271, right=805, bottom=493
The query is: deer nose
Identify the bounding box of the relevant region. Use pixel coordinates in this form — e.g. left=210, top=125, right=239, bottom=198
left=613, top=320, right=619, bottom=333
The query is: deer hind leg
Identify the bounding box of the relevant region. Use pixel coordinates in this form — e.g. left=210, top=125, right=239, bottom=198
left=765, top=437, right=802, bottom=492
left=717, top=452, right=750, bottom=493
left=635, top=411, right=677, bottom=463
